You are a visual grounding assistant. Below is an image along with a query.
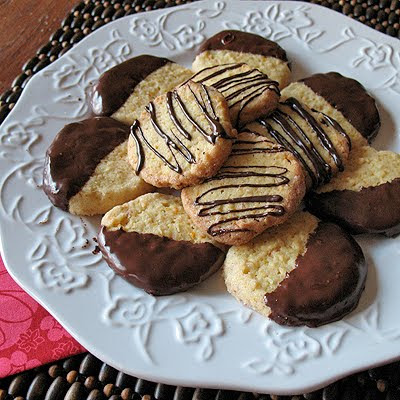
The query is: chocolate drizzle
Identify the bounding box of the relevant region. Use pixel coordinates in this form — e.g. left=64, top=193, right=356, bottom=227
left=198, top=30, right=288, bottom=62
left=43, top=117, right=130, bottom=211
left=301, top=72, right=380, bottom=142
left=91, top=55, right=170, bottom=116
left=264, top=222, right=367, bottom=327
left=192, top=133, right=289, bottom=237
left=257, top=98, right=346, bottom=188
left=98, top=227, right=226, bottom=295
left=130, top=82, right=230, bottom=174
left=191, top=63, right=280, bottom=126
left=306, top=178, right=400, bottom=237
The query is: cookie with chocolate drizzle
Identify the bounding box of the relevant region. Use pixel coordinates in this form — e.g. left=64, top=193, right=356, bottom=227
left=181, top=131, right=306, bottom=246
left=43, top=117, right=153, bottom=216
left=127, top=80, right=236, bottom=189
left=189, top=63, right=280, bottom=128
left=98, top=193, right=226, bottom=295
left=223, top=211, right=367, bottom=327
left=246, top=98, right=351, bottom=190
left=193, top=30, right=291, bottom=89
left=281, top=72, right=380, bottom=148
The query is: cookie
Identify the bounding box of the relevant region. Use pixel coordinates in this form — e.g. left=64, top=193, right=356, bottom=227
left=223, top=211, right=367, bottom=327
left=192, top=30, right=291, bottom=89
left=127, top=80, right=236, bottom=189
left=190, top=63, right=280, bottom=128
left=43, top=117, right=152, bottom=215
left=181, top=131, right=306, bottom=246
left=306, top=145, right=400, bottom=236
left=98, top=193, right=226, bottom=295
left=281, top=72, right=381, bottom=148
left=91, top=55, right=193, bottom=126
left=246, top=98, right=351, bottom=190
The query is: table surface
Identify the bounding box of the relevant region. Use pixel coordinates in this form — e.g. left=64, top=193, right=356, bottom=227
left=0, top=0, right=76, bottom=94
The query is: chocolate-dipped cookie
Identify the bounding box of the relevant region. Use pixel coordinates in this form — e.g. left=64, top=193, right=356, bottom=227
left=98, top=193, right=226, bottom=295
left=193, top=30, right=291, bottom=89
left=91, top=55, right=193, bottom=126
left=43, top=117, right=152, bottom=215
left=306, top=145, right=400, bottom=236
left=223, top=211, right=367, bottom=327
left=190, top=63, right=280, bottom=128
left=181, top=131, right=306, bottom=246
left=281, top=72, right=381, bottom=148
left=246, top=98, right=351, bottom=190
left=127, top=80, right=236, bottom=189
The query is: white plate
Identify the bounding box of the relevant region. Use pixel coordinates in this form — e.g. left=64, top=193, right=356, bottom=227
left=1, top=0, right=400, bottom=395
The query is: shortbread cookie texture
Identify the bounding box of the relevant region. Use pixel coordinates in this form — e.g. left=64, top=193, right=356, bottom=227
left=193, top=30, right=291, bottom=88
left=281, top=72, right=380, bottom=148
left=307, top=146, right=400, bottom=236
left=190, top=63, right=280, bottom=128
left=91, top=55, right=193, bottom=125
left=43, top=117, right=152, bottom=215
left=223, top=211, right=367, bottom=327
left=98, top=193, right=226, bottom=295
left=246, top=98, right=350, bottom=190
left=128, top=80, right=236, bottom=189
left=181, top=131, right=306, bottom=246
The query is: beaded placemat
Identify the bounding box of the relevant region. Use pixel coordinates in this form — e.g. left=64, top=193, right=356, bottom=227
left=1, top=0, right=400, bottom=399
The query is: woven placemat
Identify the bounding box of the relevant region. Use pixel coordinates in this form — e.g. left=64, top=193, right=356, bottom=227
left=1, top=0, right=400, bottom=399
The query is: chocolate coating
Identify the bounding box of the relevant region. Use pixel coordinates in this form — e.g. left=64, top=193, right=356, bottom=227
left=43, top=117, right=130, bottom=211
left=301, top=72, right=380, bottom=142
left=264, top=222, right=367, bottom=327
left=91, top=55, right=170, bottom=116
left=306, top=178, right=400, bottom=237
left=98, top=228, right=226, bottom=295
left=198, top=30, right=288, bottom=62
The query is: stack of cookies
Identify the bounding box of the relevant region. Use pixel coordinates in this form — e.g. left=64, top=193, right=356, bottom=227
left=43, top=30, right=400, bottom=328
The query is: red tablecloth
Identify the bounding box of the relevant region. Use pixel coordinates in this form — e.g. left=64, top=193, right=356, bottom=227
left=0, top=255, right=85, bottom=378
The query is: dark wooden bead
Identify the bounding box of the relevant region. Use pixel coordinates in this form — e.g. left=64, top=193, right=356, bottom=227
left=386, top=25, right=397, bottom=35
left=115, top=372, right=137, bottom=390
left=98, top=364, right=118, bottom=384
left=154, top=384, right=176, bottom=400
left=92, top=5, right=105, bottom=16
left=377, top=9, right=388, bottom=22
left=215, top=390, right=240, bottom=400
left=62, top=13, right=74, bottom=28
left=87, top=389, right=106, bottom=400
left=26, top=372, right=51, bottom=400
left=72, top=1, right=85, bottom=13
left=192, top=388, right=219, bottom=400
left=23, top=56, right=39, bottom=72
left=71, top=32, right=85, bottom=44
left=303, top=390, right=322, bottom=399
left=322, top=382, right=340, bottom=400
left=48, top=43, right=63, bottom=57
left=0, top=89, right=12, bottom=102
left=104, top=383, right=121, bottom=397
left=388, top=11, right=399, bottom=23
left=102, top=6, right=116, bottom=18
left=79, top=355, right=103, bottom=377
left=12, top=73, right=29, bottom=88
left=50, top=28, right=64, bottom=42
left=173, top=387, right=195, bottom=400
left=135, top=380, right=156, bottom=396
left=354, top=4, right=363, bottom=16
left=82, top=3, right=95, bottom=14
left=44, top=377, right=69, bottom=400
left=343, top=4, right=353, bottom=14
left=112, top=9, right=126, bottom=19
left=71, top=16, right=85, bottom=29
left=37, top=42, right=53, bottom=55
left=82, top=18, right=95, bottom=29
left=60, top=29, right=74, bottom=43
left=32, top=58, right=51, bottom=73
left=92, top=20, right=106, bottom=30
left=65, top=382, right=87, bottom=400
left=8, top=373, right=33, bottom=397
left=0, top=104, right=9, bottom=123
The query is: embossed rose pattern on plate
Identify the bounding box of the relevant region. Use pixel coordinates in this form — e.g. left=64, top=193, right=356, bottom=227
left=0, top=0, right=399, bottom=395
